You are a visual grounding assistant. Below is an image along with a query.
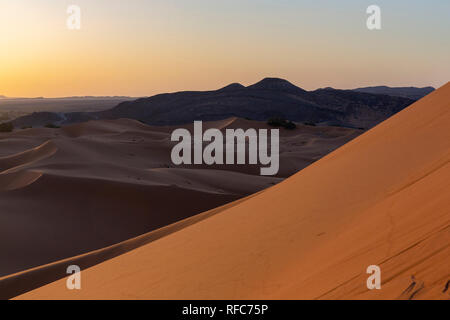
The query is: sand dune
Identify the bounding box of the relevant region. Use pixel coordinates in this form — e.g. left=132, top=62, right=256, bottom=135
left=0, top=140, right=57, bottom=173
left=15, top=82, right=449, bottom=300
left=0, top=193, right=258, bottom=300
left=0, top=117, right=360, bottom=298
left=0, top=119, right=274, bottom=278
left=0, top=170, right=43, bottom=192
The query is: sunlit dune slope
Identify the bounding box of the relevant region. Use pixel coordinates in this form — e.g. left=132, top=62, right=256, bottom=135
left=16, top=83, right=450, bottom=299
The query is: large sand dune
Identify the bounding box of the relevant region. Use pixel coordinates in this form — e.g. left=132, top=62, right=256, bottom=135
left=14, top=83, right=449, bottom=300
left=0, top=117, right=359, bottom=299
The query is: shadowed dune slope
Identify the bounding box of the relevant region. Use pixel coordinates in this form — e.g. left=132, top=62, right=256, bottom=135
left=0, top=193, right=258, bottom=300
left=0, top=117, right=361, bottom=298
left=0, top=119, right=283, bottom=279
left=18, top=82, right=450, bottom=300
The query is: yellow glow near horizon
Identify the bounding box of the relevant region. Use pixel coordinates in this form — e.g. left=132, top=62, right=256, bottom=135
left=1, top=0, right=449, bottom=97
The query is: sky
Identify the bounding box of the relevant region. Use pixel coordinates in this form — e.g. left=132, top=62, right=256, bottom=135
left=0, top=0, right=449, bottom=97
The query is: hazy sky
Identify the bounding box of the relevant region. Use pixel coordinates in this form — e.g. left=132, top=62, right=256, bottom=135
left=1, top=0, right=449, bottom=97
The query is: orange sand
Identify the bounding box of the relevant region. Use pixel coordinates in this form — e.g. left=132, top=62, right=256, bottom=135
left=10, top=84, right=450, bottom=299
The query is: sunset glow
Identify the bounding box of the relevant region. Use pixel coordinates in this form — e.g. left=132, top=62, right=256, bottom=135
left=1, top=0, right=449, bottom=97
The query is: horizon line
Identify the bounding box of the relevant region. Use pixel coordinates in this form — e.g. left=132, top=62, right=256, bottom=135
left=1, top=78, right=442, bottom=100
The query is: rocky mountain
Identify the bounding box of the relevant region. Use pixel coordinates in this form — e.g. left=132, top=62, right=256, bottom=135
left=352, top=86, right=434, bottom=100
left=12, top=78, right=415, bottom=129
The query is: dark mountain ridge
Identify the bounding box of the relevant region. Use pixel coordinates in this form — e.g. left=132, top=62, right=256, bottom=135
left=12, top=78, right=416, bottom=129
left=353, top=85, right=434, bottom=100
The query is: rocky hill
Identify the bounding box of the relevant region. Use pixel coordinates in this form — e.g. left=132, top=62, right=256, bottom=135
left=13, top=78, right=416, bottom=129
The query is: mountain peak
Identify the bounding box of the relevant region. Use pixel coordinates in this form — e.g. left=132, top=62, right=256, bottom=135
left=248, top=78, right=306, bottom=92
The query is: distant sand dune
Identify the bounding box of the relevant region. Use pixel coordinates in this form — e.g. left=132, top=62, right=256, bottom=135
left=0, top=171, right=42, bottom=192
left=14, top=83, right=449, bottom=300
left=0, top=140, right=57, bottom=173
left=0, top=117, right=361, bottom=299
left=0, top=140, right=57, bottom=191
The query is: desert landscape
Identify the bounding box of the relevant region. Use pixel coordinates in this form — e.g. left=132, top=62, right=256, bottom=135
left=0, top=82, right=447, bottom=300
left=0, top=114, right=363, bottom=299
left=0, top=97, right=134, bottom=126
left=1, top=1, right=448, bottom=304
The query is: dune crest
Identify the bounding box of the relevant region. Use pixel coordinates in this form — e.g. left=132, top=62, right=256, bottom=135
left=15, top=82, right=450, bottom=300
left=0, top=140, right=57, bottom=191
left=0, top=171, right=43, bottom=192
left=0, top=116, right=363, bottom=298
left=0, top=140, right=57, bottom=174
